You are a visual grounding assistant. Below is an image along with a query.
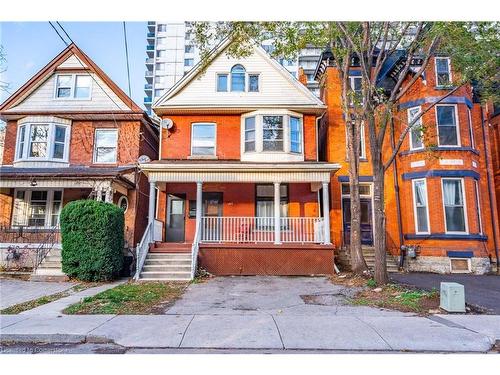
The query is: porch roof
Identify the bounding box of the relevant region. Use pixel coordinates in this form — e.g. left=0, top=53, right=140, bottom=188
left=140, top=160, right=340, bottom=183
left=0, top=166, right=136, bottom=190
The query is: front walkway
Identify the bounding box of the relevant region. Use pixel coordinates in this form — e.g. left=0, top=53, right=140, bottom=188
left=1, top=276, right=499, bottom=352
left=0, top=278, right=75, bottom=309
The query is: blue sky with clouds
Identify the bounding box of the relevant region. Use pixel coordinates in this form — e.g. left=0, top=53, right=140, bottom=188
left=0, top=22, right=147, bottom=109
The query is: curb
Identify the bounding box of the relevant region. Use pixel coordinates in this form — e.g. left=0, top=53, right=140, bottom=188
left=0, top=334, right=113, bottom=345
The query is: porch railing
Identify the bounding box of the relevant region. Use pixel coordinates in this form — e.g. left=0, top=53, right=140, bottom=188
left=200, top=216, right=325, bottom=244
left=134, top=222, right=152, bottom=280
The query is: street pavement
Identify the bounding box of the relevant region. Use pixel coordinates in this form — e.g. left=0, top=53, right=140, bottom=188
left=1, top=276, right=498, bottom=352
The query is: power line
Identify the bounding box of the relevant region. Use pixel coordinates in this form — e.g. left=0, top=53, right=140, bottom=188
left=122, top=22, right=133, bottom=108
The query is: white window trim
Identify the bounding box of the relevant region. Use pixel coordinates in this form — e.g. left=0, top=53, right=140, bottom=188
left=216, top=72, right=228, bottom=92
left=118, top=196, right=129, bottom=213
left=407, top=106, right=424, bottom=151
left=449, top=258, right=472, bottom=274
left=53, top=73, right=92, bottom=100
left=93, top=128, right=118, bottom=164
left=434, top=57, right=452, bottom=87
left=411, top=178, right=431, bottom=235
left=436, top=104, right=461, bottom=147
left=11, top=189, right=64, bottom=228
left=467, top=108, right=476, bottom=149
left=344, top=121, right=366, bottom=160
left=240, top=110, right=304, bottom=158
left=348, top=75, right=362, bottom=105
left=441, top=177, right=469, bottom=235
left=190, top=122, right=217, bottom=157
left=15, top=122, right=71, bottom=163
left=474, top=179, right=483, bottom=234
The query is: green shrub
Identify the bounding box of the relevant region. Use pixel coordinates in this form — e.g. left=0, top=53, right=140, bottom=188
left=60, top=200, right=124, bottom=281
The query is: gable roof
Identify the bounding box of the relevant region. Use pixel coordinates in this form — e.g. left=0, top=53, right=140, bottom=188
left=0, top=43, right=143, bottom=114
left=153, top=37, right=326, bottom=114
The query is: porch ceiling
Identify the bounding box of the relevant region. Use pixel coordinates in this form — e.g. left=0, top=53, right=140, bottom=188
left=140, top=161, right=340, bottom=183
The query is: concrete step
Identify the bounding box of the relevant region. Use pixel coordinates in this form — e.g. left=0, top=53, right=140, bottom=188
left=34, top=267, right=66, bottom=276
left=43, top=256, right=62, bottom=262
left=30, top=274, right=69, bottom=282
left=38, top=261, right=61, bottom=268
left=142, top=264, right=191, bottom=272
left=146, top=253, right=191, bottom=260
left=145, top=259, right=191, bottom=266
left=139, top=277, right=191, bottom=282
left=139, top=271, right=191, bottom=280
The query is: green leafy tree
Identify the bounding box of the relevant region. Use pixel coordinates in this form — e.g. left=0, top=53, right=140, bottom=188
left=191, top=22, right=500, bottom=283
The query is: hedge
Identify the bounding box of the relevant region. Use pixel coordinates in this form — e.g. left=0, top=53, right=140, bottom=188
left=60, top=199, right=124, bottom=281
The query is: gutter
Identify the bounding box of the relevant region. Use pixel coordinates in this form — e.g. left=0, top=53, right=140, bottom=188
left=480, top=106, right=500, bottom=273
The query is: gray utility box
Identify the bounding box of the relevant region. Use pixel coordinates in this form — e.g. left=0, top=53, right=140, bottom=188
left=440, top=282, right=466, bottom=312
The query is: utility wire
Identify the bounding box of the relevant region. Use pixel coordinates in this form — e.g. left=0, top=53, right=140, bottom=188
left=122, top=22, right=133, bottom=108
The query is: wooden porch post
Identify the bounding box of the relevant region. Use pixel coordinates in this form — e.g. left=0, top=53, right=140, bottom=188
left=274, top=182, right=281, bottom=244
left=322, top=181, right=331, bottom=244
left=148, top=181, right=156, bottom=242
left=196, top=181, right=203, bottom=234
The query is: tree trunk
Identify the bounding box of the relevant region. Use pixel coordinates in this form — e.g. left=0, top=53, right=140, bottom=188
left=372, top=152, right=389, bottom=284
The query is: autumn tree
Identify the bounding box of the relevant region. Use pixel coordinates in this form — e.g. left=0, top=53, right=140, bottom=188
left=191, top=22, right=500, bottom=283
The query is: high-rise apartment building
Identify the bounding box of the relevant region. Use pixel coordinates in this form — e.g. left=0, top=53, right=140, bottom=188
left=144, top=22, right=321, bottom=114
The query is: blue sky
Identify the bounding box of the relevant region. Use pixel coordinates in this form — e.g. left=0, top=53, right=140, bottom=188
left=0, top=22, right=147, bottom=109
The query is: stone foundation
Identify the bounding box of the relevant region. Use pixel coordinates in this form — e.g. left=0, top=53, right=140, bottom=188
left=402, top=256, right=491, bottom=275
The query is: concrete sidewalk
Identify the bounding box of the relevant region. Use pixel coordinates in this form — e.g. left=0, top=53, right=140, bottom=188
left=1, top=312, right=498, bottom=352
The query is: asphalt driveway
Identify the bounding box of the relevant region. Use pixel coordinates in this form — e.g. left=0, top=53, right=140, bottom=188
left=0, top=278, right=75, bottom=309
left=391, top=273, right=500, bottom=314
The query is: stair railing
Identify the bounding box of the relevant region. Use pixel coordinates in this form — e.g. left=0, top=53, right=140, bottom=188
left=134, top=222, right=152, bottom=280
left=190, top=220, right=201, bottom=279
left=34, top=226, right=59, bottom=270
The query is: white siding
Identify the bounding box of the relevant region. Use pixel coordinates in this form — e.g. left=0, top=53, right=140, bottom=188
left=157, top=46, right=322, bottom=108
left=58, top=55, right=88, bottom=69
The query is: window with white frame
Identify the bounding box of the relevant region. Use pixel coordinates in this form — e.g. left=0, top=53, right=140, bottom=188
left=93, top=129, right=118, bottom=163
left=408, top=106, right=424, bottom=150
left=473, top=179, right=482, bottom=234
left=185, top=45, right=194, bottom=53
left=442, top=178, right=467, bottom=233
left=231, top=65, right=246, bottom=92
left=436, top=105, right=460, bottom=146
left=467, top=108, right=475, bottom=149
left=290, top=116, right=302, bottom=153
left=216, top=65, right=260, bottom=93
left=412, top=179, right=430, bottom=234
left=345, top=120, right=366, bottom=159
left=217, top=74, right=228, bottom=92
left=349, top=75, right=362, bottom=105
left=16, top=123, right=70, bottom=162
left=55, top=74, right=91, bottom=99
left=435, top=57, right=452, bottom=86
left=263, top=115, right=284, bottom=151
left=244, top=117, right=256, bottom=152
left=191, top=123, right=216, bottom=156
left=249, top=74, right=259, bottom=92
left=11, top=190, right=63, bottom=227
left=184, top=58, right=194, bottom=67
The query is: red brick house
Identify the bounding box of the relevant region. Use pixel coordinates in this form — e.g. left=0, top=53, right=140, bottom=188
left=0, top=44, right=158, bottom=279
left=315, top=50, right=499, bottom=274
left=137, top=39, right=339, bottom=280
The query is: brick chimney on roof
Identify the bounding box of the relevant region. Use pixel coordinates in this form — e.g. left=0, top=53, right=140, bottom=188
left=298, top=67, right=308, bottom=86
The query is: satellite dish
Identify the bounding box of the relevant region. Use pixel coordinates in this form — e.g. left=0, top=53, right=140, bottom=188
left=160, top=118, right=174, bottom=130
left=138, top=155, right=151, bottom=164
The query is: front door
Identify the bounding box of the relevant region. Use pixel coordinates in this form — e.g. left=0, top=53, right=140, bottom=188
left=342, top=197, right=373, bottom=246
left=202, top=192, right=223, bottom=241
left=166, top=194, right=186, bottom=242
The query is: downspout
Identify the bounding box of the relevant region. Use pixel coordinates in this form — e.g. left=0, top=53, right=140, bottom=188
left=316, top=113, right=325, bottom=216
left=390, top=117, right=405, bottom=268
left=480, top=106, right=500, bottom=273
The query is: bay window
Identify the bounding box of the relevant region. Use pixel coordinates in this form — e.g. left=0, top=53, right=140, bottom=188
left=244, top=117, right=256, bottom=152
left=55, top=74, right=91, bottom=99
left=442, top=178, right=467, bottom=233
left=12, top=190, right=63, bottom=228
left=191, top=123, right=216, bottom=156
left=15, top=122, right=70, bottom=162
left=408, top=106, right=424, bottom=150
left=412, top=179, right=430, bottom=234
left=436, top=105, right=460, bottom=146
left=290, top=116, right=302, bottom=153
left=94, top=129, right=118, bottom=163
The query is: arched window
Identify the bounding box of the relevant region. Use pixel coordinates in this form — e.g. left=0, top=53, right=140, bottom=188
left=231, top=64, right=246, bottom=92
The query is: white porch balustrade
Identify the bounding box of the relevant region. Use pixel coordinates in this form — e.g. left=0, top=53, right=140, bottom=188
left=200, top=216, right=326, bottom=244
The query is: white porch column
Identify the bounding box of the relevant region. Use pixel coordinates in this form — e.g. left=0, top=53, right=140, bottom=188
left=196, top=181, right=203, bottom=233
left=95, top=187, right=102, bottom=201
left=322, top=181, right=331, bottom=244
left=274, top=182, right=281, bottom=244
left=148, top=181, right=156, bottom=242
left=104, top=187, right=113, bottom=203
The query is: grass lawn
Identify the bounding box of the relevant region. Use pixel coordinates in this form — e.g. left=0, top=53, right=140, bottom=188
left=0, top=283, right=99, bottom=314
left=350, top=282, right=440, bottom=314
left=63, top=281, right=188, bottom=315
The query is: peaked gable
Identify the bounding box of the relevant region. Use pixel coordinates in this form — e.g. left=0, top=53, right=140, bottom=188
left=153, top=39, right=325, bottom=114
left=0, top=44, right=142, bottom=115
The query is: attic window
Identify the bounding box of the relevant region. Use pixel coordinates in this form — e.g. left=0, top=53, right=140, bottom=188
left=55, top=74, right=92, bottom=99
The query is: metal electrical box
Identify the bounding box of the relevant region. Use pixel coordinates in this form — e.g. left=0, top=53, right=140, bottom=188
left=440, top=282, right=466, bottom=312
